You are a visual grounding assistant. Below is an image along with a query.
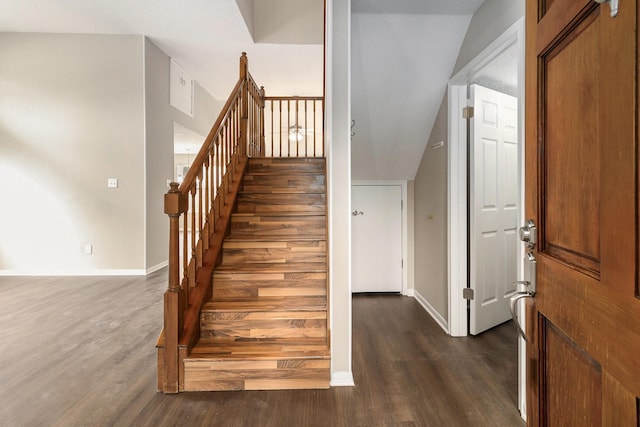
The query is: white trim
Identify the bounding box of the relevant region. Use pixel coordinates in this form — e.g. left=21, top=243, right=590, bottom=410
left=447, top=86, right=469, bottom=338
left=0, top=269, right=148, bottom=276
left=414, top=290, right=448, bottom=334
left=142, top=36, right=148, bottom=275
left=351, top=180, right=409, bottom=295
left=146, top=261, right=168, bottom=274
left=330, top=371, right=355, bottom=387
left=326, top=0, right=354, bottom=390
left=447, top=19, right=524, bottom=338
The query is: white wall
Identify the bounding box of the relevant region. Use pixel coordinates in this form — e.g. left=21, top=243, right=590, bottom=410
left=144, top=38, right=221, bottom=272
left=413, top=0, right=525, bottom=322
left=253, top=0, right=323, bottom=44
left=0, top=33, right=145, bottom=273
left=0, top=33, right=220, bottom=274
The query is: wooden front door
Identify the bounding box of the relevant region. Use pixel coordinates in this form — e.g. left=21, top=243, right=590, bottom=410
left=525, top=0, right=640, bottom=425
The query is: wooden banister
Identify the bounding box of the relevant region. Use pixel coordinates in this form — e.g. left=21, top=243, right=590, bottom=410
left=158, top=53, right=257, bottom=393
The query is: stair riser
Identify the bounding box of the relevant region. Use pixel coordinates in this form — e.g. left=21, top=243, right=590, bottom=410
left=183, top=359, right=330, bottom=391
left=201, top=311, right=326, bottom=340
left=212, top=279, right=327, bottom=299
left=236, top=194, right=325, bottom=214
left=243, top=175, right=325, bottom=193
left=246, top=159, right=325, bottom=174
left=230, top=216, right=325, bottom=237
left=221, top=246, right=326, bottom=265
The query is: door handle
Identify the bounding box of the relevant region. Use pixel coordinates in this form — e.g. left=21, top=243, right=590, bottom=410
left=352, top=210, right=364, bottom=216
left=594, top=0, right=618, bottom=18
left=510, top=288, right=534, bottom=342
left=511, top=250, right=537, bottom=341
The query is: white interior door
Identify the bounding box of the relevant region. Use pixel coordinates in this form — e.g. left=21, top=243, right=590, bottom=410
left=469, top=84, right=518, bottom=335
left=352, top=184, right=402, bottom=293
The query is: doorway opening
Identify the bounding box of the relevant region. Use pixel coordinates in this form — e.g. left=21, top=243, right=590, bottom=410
left=447, top=18, right=526, bottom=417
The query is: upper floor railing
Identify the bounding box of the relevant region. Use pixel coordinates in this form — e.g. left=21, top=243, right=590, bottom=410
left=158, top=53, right=324, bottom=393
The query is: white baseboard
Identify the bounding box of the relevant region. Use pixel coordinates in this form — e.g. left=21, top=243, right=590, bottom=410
left=403, top=288, right=415, bottom=297
left=146, top=261, right=168, bottom=274
left=413, top=289, right=449, bottom=334
left=0, top=263, right=168, bottom=277
left=0, top=269, right=148, bottom=276
left=330, top=371, right=355, bottom=387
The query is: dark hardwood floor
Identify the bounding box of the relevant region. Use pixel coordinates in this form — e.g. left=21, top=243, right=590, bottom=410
left=0, top=270, right=524, bottom=426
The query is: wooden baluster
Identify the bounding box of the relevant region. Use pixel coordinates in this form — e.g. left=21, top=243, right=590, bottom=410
left=214, top=137, right=224, bottom=221
left=163, top=182, right=187, bottom=393
left=219, top=129, right=224, bottom=211
left=209, top=145, right=215, bottom=229
left=295, top=98, right=299, bottom=157
left=189, top=184, right=196, bottom=288
left=278, top=100, right=282, bottom=158
left=270, top=100, right=274, bottom=157
left=321, top=99, right=325, bottom=157
left=197, top=171, right=203, bottom=268
left=287, top=99, right=291, bottom=157
left=260, top=87, right=266, bottom=157
left=203, top=157, right=210, bottom=250
left=304, top=99, right=308, bottom=157
left=240, top=53, right=248, bottom=158
left=313, top=100, right=317, bottom=157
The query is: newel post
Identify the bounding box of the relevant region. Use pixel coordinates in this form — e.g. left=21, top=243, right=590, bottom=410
left=162, top=182, right=187, bottom=393
left=259, top=86, right=266, bottom=156
left=240, top=52, right=249, bottom=158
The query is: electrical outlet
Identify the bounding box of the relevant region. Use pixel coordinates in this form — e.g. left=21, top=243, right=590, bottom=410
left=107, top=178, right=118, bottom=188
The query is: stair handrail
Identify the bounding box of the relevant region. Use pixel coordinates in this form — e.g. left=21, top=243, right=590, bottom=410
left=158, top=52, right=265, bottom=393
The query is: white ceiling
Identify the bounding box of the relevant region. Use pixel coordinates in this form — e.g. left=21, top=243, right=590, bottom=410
left=350, top=0, right=486, bottom=180
left=352, top=0, right=486, bottom=15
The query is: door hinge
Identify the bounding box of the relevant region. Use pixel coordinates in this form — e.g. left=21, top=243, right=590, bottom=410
left=463, top=288, right=474, bottom=300
left=462, top=106, right=474, bottom=119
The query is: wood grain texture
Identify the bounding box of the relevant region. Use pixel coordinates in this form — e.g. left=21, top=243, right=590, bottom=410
left=182, top=157, right=330, bottom=391
left=0, top=281, right=523, bottom=426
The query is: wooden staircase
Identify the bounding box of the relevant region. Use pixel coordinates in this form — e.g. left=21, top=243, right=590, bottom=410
left=182, top=157, right=330, bottom=391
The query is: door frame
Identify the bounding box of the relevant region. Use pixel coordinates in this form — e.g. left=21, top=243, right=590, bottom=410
left=352, top=180, right=409, bottom=295
left=446, top=18, right=526, bottom=416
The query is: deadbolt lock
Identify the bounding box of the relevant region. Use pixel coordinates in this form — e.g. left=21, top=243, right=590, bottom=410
left=519, top=219, right=537, bottom=249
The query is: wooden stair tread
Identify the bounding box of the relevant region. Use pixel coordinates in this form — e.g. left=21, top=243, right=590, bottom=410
left=215, top=262, right=326, bottom=273
left=203, top=296, right=326, bottom=312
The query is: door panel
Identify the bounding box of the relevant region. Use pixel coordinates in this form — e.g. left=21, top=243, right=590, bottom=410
left=469, top=85, right=518, bottom=335
left=351, top=184, right=402, bottom=293
left=543, top=319, right=602, bottom=425
left=526, top=0, right=640, bottom=424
